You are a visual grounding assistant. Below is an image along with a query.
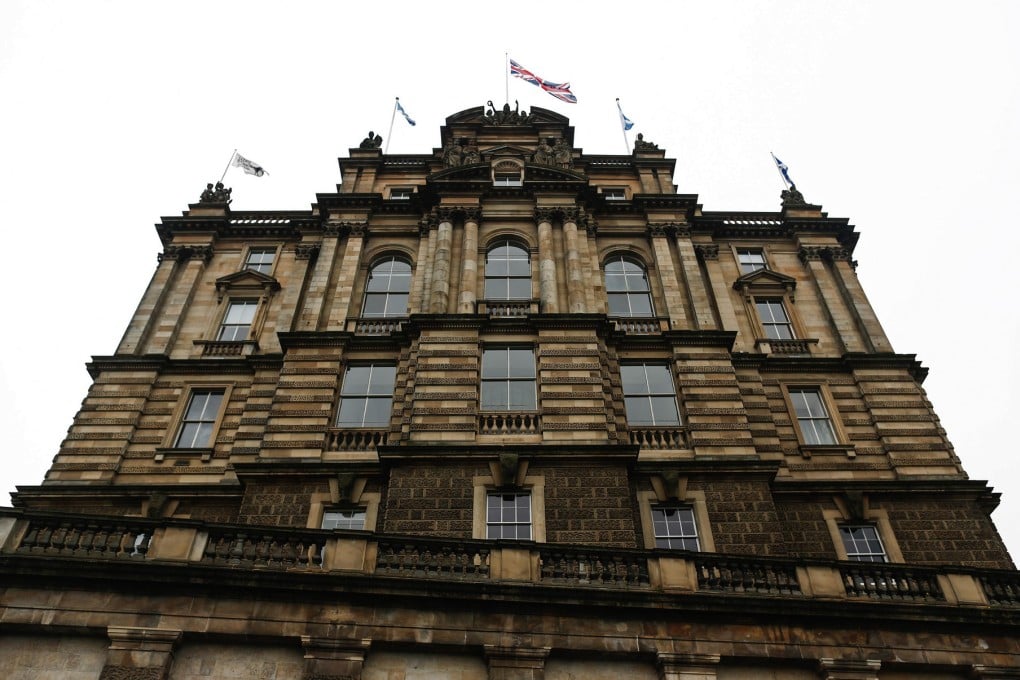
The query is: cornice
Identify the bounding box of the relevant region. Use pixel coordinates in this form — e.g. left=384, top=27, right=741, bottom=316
left=377, top=443, right=639, bottom=463
left=86, top=354, right=283, bottom=378
left=730, top=352, right=928, bottom=382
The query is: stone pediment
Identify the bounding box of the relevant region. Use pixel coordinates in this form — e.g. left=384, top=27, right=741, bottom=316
left=215, top=269, right=281, bottom=301
left=734, top=269, right=797, bottom=287
left=444, top=105, right=568, bottom=126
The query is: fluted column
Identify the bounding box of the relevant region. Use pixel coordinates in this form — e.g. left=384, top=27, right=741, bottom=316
left=327, top=222, right=367, bottom=330
left=459, top=207, right=481, bottom=312
left=429, top=208, right=454, bottom=313
left=535, top=208, right=558, bottom=313
left=648, top=223, right=688, bottom=328
left=563, top=208, right=586, bottom=312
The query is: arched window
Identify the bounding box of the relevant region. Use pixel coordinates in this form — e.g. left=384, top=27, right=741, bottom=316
left=362, top=256, right=411, bottom=317
left=484, top=240, right=531, bottom=300
left=605, top=256, right=653, bottom=317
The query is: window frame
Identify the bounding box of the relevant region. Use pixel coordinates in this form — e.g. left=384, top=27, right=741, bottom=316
left=493, top=172, right=523, bottom=187
left=361, top=256, right=412, bottom=318
left=480, top=346, right=537, bottom=412
left=754, top=297, right=795, bottom=340
left=484, top=239, right=532, bottom=301
left=335, top=362, right=397, bottom=429
left=602, top=187, right=627, bottom=201
left=216, top=298, right=259, bottom=342
left=651, top=504, right=701, bottom=551
left=485, top=491, right=533, bottom=540
left=604, top=255, right=655, bottom=318
left=321, top=508, right=368, bottom=531
left=735, top=247, right=768, bottom=274
left=620, top=362, right=682, bottom=427
left=389, top=187, right=413, bottom=200
left=637, top=489, right=715, bottom=552
left=783, top=385, right=844, bottom=448
left=244, top=246, right=277, bottom=275
left=838, top=524, right=888, bottom=562
left=164, top=385, right=232, bottom=453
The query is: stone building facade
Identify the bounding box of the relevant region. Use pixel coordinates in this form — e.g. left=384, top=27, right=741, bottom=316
left=2, top=105, right=1018, bottom=679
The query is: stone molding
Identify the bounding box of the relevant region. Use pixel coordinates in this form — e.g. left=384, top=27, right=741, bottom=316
left=798, top=246, right=853, bottom=263
left=158, top=244, right=213, bottom=264
left=694, top=244, right=719, bottom=260
left=295, top=243, right=321, bottom=260
left=818, top=658, right=881, bottom=680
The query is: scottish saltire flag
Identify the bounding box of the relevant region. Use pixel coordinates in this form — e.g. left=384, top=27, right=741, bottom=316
left=509, top=58, right=577, bottom=104
left=233, top=153, right=267, bottom=177
left=396, top=99, right=416, bottom=126
left=771, top=152, right=794, bottom=187
left=617, top=99, right=634, bottom=130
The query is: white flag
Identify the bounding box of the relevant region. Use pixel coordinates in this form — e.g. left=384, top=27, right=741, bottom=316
left=233, top=153, right=267, bottom=177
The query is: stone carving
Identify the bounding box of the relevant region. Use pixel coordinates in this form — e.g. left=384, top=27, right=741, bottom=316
left=798, top=246, right=852, bottom=263
left=158, top=244, right=214, bottom=263
left=99, top=666, right=163, bottom=680
left=781, top=184, right=807, bottom=206
left=359, top=131, right=382, bottom=149
left=294, top=243, right=320, bottom=260
left=634, top=133, right=659, bottom=151
left=532, top=137, right=572, bottom=168
left=198, top=181, right=232, bottom=204
left=463, top=141, right=481, bottom=165
left=484, top=100, right=533, bottom=125
left=647, top=222, right=679, bottom=237
left=694, top=244, right=720, bottom=260
left=553, top=137, right=573, bottom=168
left=534, top=207, right=556, bottom=223
left=443, top=137, right=465, bottom=167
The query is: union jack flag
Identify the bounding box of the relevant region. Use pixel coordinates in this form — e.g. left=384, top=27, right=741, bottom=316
left=509, top=59, right=577, bottom=104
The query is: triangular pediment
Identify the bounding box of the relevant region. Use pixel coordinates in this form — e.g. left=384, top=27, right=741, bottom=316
left=216, top=269, right=279, bottom=288
left=734, top=268, right=797, bottom=287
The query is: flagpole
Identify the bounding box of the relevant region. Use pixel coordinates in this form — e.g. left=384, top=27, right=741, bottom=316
left=384, top=99, right=399, bottom=154
left=616, top=99, right=630, bottom=154
left=505, top=52, right=509, bottom=104
left=770, top=151, right=792, bottom=188
left=219, top=149, right=237, bottom=184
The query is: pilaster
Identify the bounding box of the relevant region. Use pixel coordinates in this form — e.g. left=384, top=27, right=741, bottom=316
left=696, top=244, right=744, bottom=348
left=300, top=636, right=371, bottom=680
left=328, top=221, right=367, bottom=329
left=656, top=652, right=721, bottom=680
left=118, top=254, right=177, bottom=354
left=648, top=223, right=688, bottom=328
left=536, top=208, right=559, bottom=313
left=429, top=210, right=454, bottom=313
left=100, top=626, right=182, bottom=680
left=484, top=645, right=551, bottom=680
left=298, top=226, right=342, bottom=331
left=459, top=208, right=481, bottom=312
left=674, top=228, right=715, bottom=329
left=144, top=244, right=212, bottom=355
left=563, top=208, right=586, bottom=313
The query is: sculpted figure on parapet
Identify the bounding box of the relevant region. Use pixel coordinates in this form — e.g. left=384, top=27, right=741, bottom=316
left=533, top=137, right=555, bottom=165
left=781, top=184, right=807, bottom=207
left=633, top=133, right=658, bottom=150
left=553, top=137, right=572, bottom=168
left=360, top=131, right=383, bottom=149
left=485, top=100, right=532, bottom=125
left=443, top=138, right=465, bottom=167
left=198, top=182, right=232, bottom=204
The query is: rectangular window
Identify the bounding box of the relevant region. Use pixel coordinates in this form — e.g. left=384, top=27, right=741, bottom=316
left=217, top=300, right=258, bottom=341
left=486, top=492, right=532, bottom=540
left=336, top=364, right=396, bottom=428
left=322, top=509, right=367, bottom=530
left=755, top=298, right=794, bottom=340
left=789, top=387, right=838, bottom=445
left=481, top=347, right=536, bottom=411
left=245, top=248, right=275, bottom=274
left=737, top=248, right=767, bottom=274
left=839, top=525, right=888, bottom=562
left=603, top=188, right=626, bottom=201
left=174, top=390, right=224, bottom=448
left=621, top=364, right=681, bottom=426
left=652, top=505, right=700, bottom=550
left=494, top=173, right=522, bottom=187
left=390, top=188, right=413, bottom=200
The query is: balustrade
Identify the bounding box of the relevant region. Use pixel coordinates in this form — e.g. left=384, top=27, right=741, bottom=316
left=628, top=427, right=687, bottom=449
left=613, top=318, right=665, bottom=334
left=325, top=428, right=388, bottom=451
left=477, top=299, right=537, bottom=317
left=201, top=529, right=327, bottom=570
left=694, top=555, right=802, bottom=595
left=539, top=547, right=650, bottom=586
left=840, top=564, right=944, bottom=601
left=478, top=412, right=541, bottom=435
left=376, top=538, right=490, bottom=579
left=15, top=516, right=155, bottom=559
left=980, top=573, right=1020, bottom=606
left=353, top=318, right=404, bottom=335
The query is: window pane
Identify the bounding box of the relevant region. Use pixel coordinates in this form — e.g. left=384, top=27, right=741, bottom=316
left=362, top=398, right=391, bottom=426
left=650, top=396, right=680, bottom=425
left=341, top=366, right=372, bottom=396
left=481, top=383, right=508, bottom=411
left=624, top=397, right=653, bottom=425
left=644, top=366, right=674, bottom=394
left=507, top=349, right=535, bottom=377
left=482, top=349, right=507, bottom=378
left=336, top=399, right=368, bottom=427
left=224, top=302, right=256, bottom=324
left=506, top=278, right=531, bottom=299
left=366, top=365, right=397, bottom=394
left=384, top=293, right=408, bottom=316
left=604, top=274, right=626, bottom=292
left=361, top=295, right=387, bottom=316
left=607, top=294, right=632, bottom=316
left=509, top=382, right=536, bottom=410
left=628, top=295, right=653, bottom=316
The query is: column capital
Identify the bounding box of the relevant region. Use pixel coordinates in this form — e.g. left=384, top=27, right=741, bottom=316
left=295, top=243, right=321, bottom=260
left=535, top=207, right=557, bottom=223
left=562, top=206, right=580, bottom=223
left=798, top=245, right=853, bottom=263
left=648, top=222, right=687, bottom=238
left=694, top=244, right=719, bottom=260
left=158, top=244, right=213, bottom=264
left=462, top=206, right=481, bottom=222
left=419, top=214, right=438, bottom=234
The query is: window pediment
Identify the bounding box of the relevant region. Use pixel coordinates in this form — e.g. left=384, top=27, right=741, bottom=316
left=215, top=270, right=281, bottom=302
left=733, top=268, right=797, bottom=302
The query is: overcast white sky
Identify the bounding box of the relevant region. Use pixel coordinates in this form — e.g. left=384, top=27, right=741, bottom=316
left=1, top=1, right=1018, bottom=559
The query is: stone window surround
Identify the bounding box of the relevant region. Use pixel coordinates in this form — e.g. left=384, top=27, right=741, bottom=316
left=599, top=247, right=663, bottom=321
left=158, top=383, right=234, bottom=458
left=472, top=461, right=546, bottom=542
left=780, top=382, right=852, bottom=455
left=823, top=496, right=904, bottom=563
left=352, top=246, right=416, bottom=319
left=637, top=480, right=716, bottom=552
left=243, top=244, right=279, bottom=275
left=307, top=477, right=381, bottom=532
left=731, top=244, right=769, bottom=274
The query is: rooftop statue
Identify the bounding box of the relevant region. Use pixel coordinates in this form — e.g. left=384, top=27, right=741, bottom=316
left=198, top=181, right=232, bottom=204
left=485, top=100, right=533, bottom=125
left=634, top=133, right=658, bottom=151
left=781, top=184, right=807, bottom=207
left=360, top=131, right=383, bottom=149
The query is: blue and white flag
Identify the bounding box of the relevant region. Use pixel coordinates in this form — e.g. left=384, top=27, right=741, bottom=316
left=616, top=99, right=634, bottom=131
left=771, top=152, right=794, bottom=188
left=395, top=98, right=416, bottom=126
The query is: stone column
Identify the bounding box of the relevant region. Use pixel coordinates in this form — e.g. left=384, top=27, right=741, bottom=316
left=675, top=230, right=715, bottom=329
left=100, top=626, right=182, bottom=680
left=274, top=242, right=317, bottom=334
left=656, top=652, right=721, bottom=680
left=536, top=208, right=558, bottom=313
left=562, top=208, right=586, bottom=313
left=459, top=208, right=481, bottom=312
left=417, top=216, right=438, bottom=313
left=799, top=246, right=859, bottom=353
left=696, top=244, right=743, bottom=344
left=817, top=658, right=881, bottom=680
left=648, top=223, right=688, bottom=328
left=301, top=636, right=371, bottom=680
left=118, top=251, right=178, bottom=354
left=298, top=224, right=342, bottom=331
left=327, top=222, right=368, bottom=330
left=827, top=247, right=893, bottom=352
left=144, top=244, right=213, bottom=355
left=583, top=219, right=605, bottom=313
left=429, top=208, right=454, bottom=313
left=484, top=645, right=551, bottom=680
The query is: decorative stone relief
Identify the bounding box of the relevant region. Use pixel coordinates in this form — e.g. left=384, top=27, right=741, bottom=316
left=158, top=244, right=214, bottom=263
left=484, top=100, right=533, bottom=125
left=198, top=181, right=232, bottom=204
left=695, top=244, right=720, bottom=260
